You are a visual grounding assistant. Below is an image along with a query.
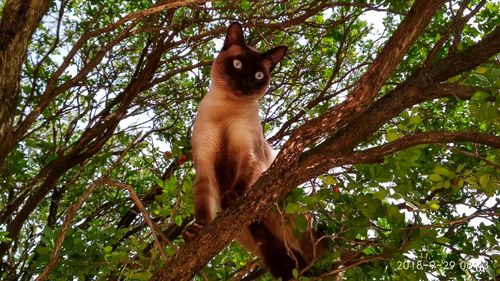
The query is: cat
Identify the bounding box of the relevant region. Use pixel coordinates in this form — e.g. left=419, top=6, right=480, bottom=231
left=183, top=22, right=320, bottom=280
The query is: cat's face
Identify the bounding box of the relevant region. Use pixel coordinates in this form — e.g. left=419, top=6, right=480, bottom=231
left=211, top=22, right=287, bottom=98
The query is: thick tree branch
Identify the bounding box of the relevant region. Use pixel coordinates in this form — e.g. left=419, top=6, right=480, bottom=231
left=294, top=9, right=500, bottom=168
left=423, top=24, right=500, bottom=83
left=0, top=0, right=214, bottom=166
left=300, top=82, right=483, bottom=168
left=0, top=32, right=168, bottom=258
left=329, top=132, right=500, bottom=166
left=0, top=0, right=51, bottom=150
left=303, top=24, right=500, bottom=165
left=1, top=0, right=495, bottom=278
left=281, top=0, right=446, bottom=155
left=150, top=3, right=500, bottom=280
left=348, top=0, right=446, bottom=103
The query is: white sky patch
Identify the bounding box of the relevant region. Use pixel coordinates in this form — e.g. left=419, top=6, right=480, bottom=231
left=359, top=10, right=385, bottom=37
left=214, top=38, right=224, bottom=51
left=60, top=7, right=494, bottom=233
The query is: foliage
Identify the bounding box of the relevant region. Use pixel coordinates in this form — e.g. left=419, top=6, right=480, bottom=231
left=0, top=0, right=498, bottom=280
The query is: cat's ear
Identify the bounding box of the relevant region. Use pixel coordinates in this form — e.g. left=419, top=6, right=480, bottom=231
left=262, top=45, right=287, bottom=71
left=223, top=22, right=245, bottom=50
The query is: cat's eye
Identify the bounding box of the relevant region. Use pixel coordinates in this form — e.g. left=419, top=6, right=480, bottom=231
left=233, top=59, right=242, bottom=69
left=255, top=71, right=264, bottom=80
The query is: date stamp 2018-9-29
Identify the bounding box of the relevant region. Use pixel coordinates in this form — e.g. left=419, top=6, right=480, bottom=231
left=394, top=259, right=488, bottom=272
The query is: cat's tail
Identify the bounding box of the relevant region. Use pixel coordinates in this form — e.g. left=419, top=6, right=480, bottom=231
left=237, top=212, right=323, bottom=280
left=249, top=221, right=306, bottom=280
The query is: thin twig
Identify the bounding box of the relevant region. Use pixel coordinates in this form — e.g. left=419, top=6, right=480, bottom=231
left=35, top=180, right=104, bottom=281
left=36, top=133, right=143, bottom=281
left=230, top=259, right=261, bottom=281
left=409, top=211, right=499, bottom=230
left=103, top=179, right=169, bottom=262
left=437, top=144, right=500, bottom=169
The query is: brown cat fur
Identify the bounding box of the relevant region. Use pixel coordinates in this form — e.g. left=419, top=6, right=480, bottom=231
left=183, top=22, right=321, bottom=280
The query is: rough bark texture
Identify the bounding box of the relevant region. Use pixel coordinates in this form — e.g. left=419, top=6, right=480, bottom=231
left=0, top=0, right=51, bottom=149
left=148, top=1, right=500, bottom=280
left=0, top=30, right=168, bottom=259
left=0, top=0, right=497, bottom=279
left=302, top=24, right=500, bottom=167
left=0, top=0, right=211, bottom=166
left=0, top=0, right=214, bottom=260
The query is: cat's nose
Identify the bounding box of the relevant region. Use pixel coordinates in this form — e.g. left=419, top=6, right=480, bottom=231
left=242, top=75, right=254, bottom=87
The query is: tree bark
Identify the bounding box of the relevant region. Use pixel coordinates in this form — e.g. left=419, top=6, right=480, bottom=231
left=0, top=0, right=212, bottom=166
left=0, top=34, right=167, bottom=259
left=0, top=0, right=51, bottom=150
left=301, top=24, right=500, bottom=167
left=150, top=1, right=456, bottom=280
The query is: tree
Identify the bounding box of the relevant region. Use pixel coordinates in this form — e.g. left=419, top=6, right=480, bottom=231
left=0, top=0, right=498, bottom=280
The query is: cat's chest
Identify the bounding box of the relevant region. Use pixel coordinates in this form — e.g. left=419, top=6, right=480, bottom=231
left=195, top=95, right=261, bottom=135
left=193, top=115, right=262, bottom=152
left=192, top=95, right=265, bottom=157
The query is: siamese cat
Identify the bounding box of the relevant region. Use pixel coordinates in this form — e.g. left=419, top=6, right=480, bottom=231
left=183, top=22, right=319, bottom=280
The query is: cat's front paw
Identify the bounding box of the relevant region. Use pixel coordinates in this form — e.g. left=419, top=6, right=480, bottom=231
left=182, top=222, right=204, bottom=241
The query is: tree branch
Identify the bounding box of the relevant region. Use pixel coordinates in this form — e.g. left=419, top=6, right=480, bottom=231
left=0, top=26, right=168, bottom=258
left=423, top=0, right=486, bottom=65
left=0, top=0, right=51, bottom=152
left=35, top=179, right=104, bottom=281
left=35, top=133, right=141, bottom=281
left=102, top=179, right=169, bottom=261
left=348, top=0, right=446, bottom=103
left=0, top=0, right=214, bottom=166
left=437, top=144, right=500, bottom=169
left=338, top=132, right=500, bottom=165
left=282, top=0, right=446, bottom=155
left=302, top=22, right=500, bottom=165
left=150, top=3, right=500, bottom=280
left=299, top=82, right=483, bottom=168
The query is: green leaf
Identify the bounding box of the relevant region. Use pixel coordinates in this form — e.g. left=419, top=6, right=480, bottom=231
left=433, top=166, right=456, bottom=179
left=166, top=245, right=176, bottom=256
left=475, top=66, right=488, bottom=74
left=408, top=116, right=422, bottom=125
left=130, top=236, right=140, bottom=247
left=174, top=215, right=183, bottom=226
left=155, top=177, right=165, bottom=188
left=0, top=231, right=12, bottom=243
left=429, top=174, right=443, bottom=182
left=362, top=246, right=377, bottom=255
left=295, top=215, right=308, bottom=232
left=447, top=75, right=461, bottom=83
left=320, top=175, right=337, bottom=185
left=386, top=131, right=402, bottom=142
left=435, top=236, right=450, bottom=244
left=428, top=202, right=440, bottom=211
left=479, top=174, right=489, bottom=188
left=387, top=205, right=405, bottom=226
left=471, top=90, right=490, bottom=101
left=292, top=268, right=299, bottom=279
left=285, top=202, right=304, bottom=214
left=127, top=272, right=151, bottom=280
left=373, top=190, right=389, bottom=201
left=240, top=0, right=251, bottom=11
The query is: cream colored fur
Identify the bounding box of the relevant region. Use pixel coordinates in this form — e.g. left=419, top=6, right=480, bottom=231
left=191, top=76, right=274, bottom=221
